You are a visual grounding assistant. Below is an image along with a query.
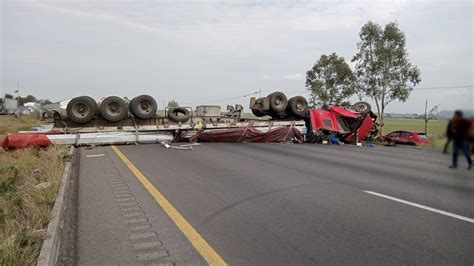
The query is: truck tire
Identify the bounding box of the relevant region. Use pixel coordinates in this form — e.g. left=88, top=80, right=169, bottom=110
left=251, top=108, right=266, bottom=117
left=129, top=95, right=157, bottom=119
left=100, top=96, right=128, bottom=122
left=352, top=101, right=371, bottom=113
left=168, top=107, right=191, bottom=123
left=268, top=92, right=288, bottom=113
left=66, top=96, right=97, bottom=124
left=288, top=96, right=308, bottom=118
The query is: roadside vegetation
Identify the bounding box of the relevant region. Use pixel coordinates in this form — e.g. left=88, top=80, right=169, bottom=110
left=0, top=115, right=69, bottom=265
left=0, top=115, right=40, bottom=136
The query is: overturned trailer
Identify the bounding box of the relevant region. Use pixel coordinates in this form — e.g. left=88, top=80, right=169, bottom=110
left=42, top=92, right=307, bottom=144
left=1, top=92, right=376, bottom=149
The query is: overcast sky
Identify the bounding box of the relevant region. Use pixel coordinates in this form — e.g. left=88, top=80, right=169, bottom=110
left=1, top=0, right=473, bottom=113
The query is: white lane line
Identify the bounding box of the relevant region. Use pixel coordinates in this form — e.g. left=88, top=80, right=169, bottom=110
left=85, top=154, right=105, bottom=158
left=364, top=191, right=474, bottom=224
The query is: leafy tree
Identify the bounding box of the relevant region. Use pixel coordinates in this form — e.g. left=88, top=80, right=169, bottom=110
left=15, top=95, right=37, bottom=106
left=24, top=95, right=37, bottom=103
left=37, top=99, right=53, bottom=105
left=306, top=53, right=356, bottom=107
left=352, top=21, right=421, bottom=134
left=4, top=93, right=13, bottom=99
left=167, top=99, right=179, bottom=108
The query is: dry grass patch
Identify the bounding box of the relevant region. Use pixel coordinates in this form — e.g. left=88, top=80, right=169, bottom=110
left=0, top=115, right=41, bottom=137
left=0, top=145, right=69, bottom=265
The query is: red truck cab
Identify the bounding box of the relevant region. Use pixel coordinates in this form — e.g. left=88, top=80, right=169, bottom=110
left=307, top=105, right=375, bottom=144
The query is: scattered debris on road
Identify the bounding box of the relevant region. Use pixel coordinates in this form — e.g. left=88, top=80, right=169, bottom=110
left=160, top=141, right=195, bottom=151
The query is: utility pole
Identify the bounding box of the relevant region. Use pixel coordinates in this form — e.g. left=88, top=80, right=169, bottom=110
left=424, top=99, right=428, bottom=134
left=16, top=81, right=20, bottom=107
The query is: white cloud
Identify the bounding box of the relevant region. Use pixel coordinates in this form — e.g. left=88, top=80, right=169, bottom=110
left=261, top=73, right=304, bottom=81
left=31, top=1, right=167, bottom=35
left=283, top=73, right=304, bottom=81
left=2, top=0, right=473, bottom=112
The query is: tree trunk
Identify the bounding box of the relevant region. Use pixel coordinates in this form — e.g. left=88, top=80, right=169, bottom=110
left=380, top=94, right=386, bottom=136
left=424, top=100, right=428, bottom=134
left=379, top=109, right=385, bottom=136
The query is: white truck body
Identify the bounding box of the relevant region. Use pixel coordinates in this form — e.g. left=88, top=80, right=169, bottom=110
left=0, top=97, right=17, bottom=114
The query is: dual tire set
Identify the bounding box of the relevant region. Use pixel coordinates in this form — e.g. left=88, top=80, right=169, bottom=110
left=251, top=92, right=309, bottom=119
left=66, top=95, right=192, bottom=124
left=66, top=95, right=156, bottom=124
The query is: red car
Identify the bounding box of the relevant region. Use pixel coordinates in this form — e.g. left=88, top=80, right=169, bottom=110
left=381, top=130, right=430, bottom=146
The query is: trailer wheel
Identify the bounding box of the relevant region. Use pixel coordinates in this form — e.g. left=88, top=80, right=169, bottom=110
left=168, top=107, right=191, bottom=123
left=352, top=101, right=371, bottom=113
left=66, top=96, right=97, bottom=124
left=129, top=95, right=157, bottom=119
left=268, top=92, right=288, bottom=113
left=251, top=108, right=266, bottom=117
left=288, top=96, right=308, bottom=118
left=100, top=96, right=128, bottom=122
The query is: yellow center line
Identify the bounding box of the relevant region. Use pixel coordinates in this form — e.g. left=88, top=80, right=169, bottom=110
left=111, top=145, right=227, bottom=266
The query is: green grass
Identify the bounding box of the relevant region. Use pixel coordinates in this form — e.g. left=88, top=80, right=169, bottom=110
left=0, top=115, right=41, bottom=136
left=0, top=146, right=69, bottom=265
left=382, top=118, right=448, bottom=150
left=0, top=115, right=69, bottom=265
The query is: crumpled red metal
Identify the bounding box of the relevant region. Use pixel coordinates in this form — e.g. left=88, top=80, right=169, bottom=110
left=190, top=125, right=303, bottom=143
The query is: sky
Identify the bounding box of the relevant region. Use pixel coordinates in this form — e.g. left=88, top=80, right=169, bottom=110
left=1, top=0, right=473, bottom=113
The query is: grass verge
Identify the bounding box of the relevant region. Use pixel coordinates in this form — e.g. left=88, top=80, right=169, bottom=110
left=0, top=115, right=41, bottom=136
left=0, top=114, right=69, bottom=265
left=0, top=146, right=69, bottom=265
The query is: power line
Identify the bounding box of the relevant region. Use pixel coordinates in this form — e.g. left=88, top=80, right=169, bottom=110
left=180, top=85, right=473, bottom=105
left=181, top=91, right=259, bottom=105
left=414, top=85, right=474, bottom=90
left=267, top=85, right=474, bottom=94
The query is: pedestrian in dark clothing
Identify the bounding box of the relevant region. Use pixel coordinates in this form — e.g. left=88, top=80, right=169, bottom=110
left=443, top=119, right=454, bottom=154
left=449, top=110, right=472, bottom=169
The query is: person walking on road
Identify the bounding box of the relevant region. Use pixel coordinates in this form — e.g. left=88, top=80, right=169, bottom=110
left=449, top=110, right=472, bottom=170
left=443, top=119, right=454, bottom=154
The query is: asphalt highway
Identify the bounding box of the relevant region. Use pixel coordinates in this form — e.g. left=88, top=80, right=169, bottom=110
left=75, top=143, right=474, bottom=265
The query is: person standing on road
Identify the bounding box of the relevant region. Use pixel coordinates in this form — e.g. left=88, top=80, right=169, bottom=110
left=449, top=110, right=472, bottom=170
left=443, top=119, right=454, bottom=154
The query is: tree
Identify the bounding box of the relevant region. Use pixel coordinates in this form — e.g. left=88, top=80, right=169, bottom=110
left=15, top=95, right=37, bottom=106
left=24, top=95, right=37, bottom=103
left=167, top=99, right=179, bottom=108
left=4, top=93, right=13, bottom=99
left=306, top=53, right=356, bottom=107
left=15, top=95, right=40, bottom=106
left=37, top=99, right=53, bottom=105
left=423, top=100, right=439, bottom=135
left=352, top=21, right=421, bottom=135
